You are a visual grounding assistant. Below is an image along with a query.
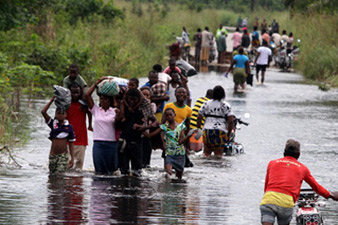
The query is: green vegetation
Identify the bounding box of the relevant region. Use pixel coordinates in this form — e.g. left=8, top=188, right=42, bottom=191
left=0, top=0, right=337, bottom=150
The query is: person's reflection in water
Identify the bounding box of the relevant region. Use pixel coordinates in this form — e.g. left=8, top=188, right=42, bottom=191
left=200, top=64, right=209, bottom=73
left=89, top=177, right=149, bottom=224
left=47, top=175, right=86, bottom=224
left=217, top=66, right=227, bottom=73
left=157, top=182, right=192, bottom=224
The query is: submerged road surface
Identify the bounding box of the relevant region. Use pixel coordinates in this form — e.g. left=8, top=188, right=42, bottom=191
left=1, top=68, right=338, bottom=224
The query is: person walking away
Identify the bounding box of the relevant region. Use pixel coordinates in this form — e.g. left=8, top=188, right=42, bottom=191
left=66, top=83, right=93, bottom=171
left=242, top=17, right=248, bottom=28
left=193, top=28, right=202, bottom=64
left=254, top=17, right=259, bottom=28
left=286, top=32, right=294, bottom=54
left=272, top=20, right=279, bottom=34
left=241, top=29, right=251, bottom=50
left=189, top=89, right=213, bottom=152
left=196, top=85, right=234, bottom=159
left=231, top=27, right=242, bottom=51
left=226, top=47, right=250, bottom=92
left=216, top=24, right=228, bottom=41
left=272, top=32, right=281, bottom=48
left=209, top=33, right=216, bottom=63
left=281, top=30, right=289, bottom=48
left=260, top=139, right=338, bottom=225
left=254, top=40, right=272, bottom=85
left=85, top=77, right=118, bottom=175
left=270, top=19, right=277, bottom=35
left=41, top=97, right=75, bottom=175
left=216, top=31, right=227, bottom=64
left=260, top=19, right=268, bottom=32
left=237, top=16, right=242, bottom=28
left=116, top=88, right=147, bottom=176
left=181, top=27, right=190, bottom=61
left=182, top=27, right=190, bottom=46
left=251, top=26, right=260, bottom=48
left=190, top=89, right=213, bottom=130
left=261, top=29, right=270, bottom=46
left=201, top=27, right=212, bottom=65
left=169, top=39, right=181, bottom=60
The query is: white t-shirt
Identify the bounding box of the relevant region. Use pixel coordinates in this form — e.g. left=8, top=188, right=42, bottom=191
left=256, top=46, right=272, bottom=65
left=158, top=72, right=172, bottom=85
left=198, top=100, right=233, bottom=132
left=281, top=35, right=289, bottom=47
left=272, top=33, right=281, bottom=46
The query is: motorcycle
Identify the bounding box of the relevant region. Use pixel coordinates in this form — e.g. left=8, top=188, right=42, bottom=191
left=223, top=116, right=249, bottom=156
left=296, top=189, right=326, bottom=225
left=273, top=40, right=289, bottom=71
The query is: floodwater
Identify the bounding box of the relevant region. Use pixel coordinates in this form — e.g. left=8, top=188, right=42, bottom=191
left=1, top=68, right=338, bottom=225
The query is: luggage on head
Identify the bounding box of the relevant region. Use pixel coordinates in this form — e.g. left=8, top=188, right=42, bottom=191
left=96, top=77, right=120, bottom=97
left=53, top=85, right=71, bottom=110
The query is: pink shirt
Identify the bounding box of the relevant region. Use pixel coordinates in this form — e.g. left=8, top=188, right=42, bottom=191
left=232, top=32, right=242, bottom=48
left=163, top=66, right=182, bottom=75
left=89, top=104, right=116, bottom=142
left=262, top=33, right=270, bottom=44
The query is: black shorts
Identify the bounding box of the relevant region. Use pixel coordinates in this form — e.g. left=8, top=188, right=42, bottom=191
left=256, top=64, right=267, bottom=73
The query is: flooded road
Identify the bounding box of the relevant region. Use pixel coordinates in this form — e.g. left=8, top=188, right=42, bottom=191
left=1, top=68, right=338, bottom=224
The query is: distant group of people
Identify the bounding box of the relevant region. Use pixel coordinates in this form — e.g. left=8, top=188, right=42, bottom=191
left=228, top=18, right=296, bottom=91
left=173, top=25, right=228, bottom=66
left=170, top=18, right=296, bottom=93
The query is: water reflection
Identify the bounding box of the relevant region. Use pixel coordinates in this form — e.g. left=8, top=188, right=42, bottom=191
left=156, top=181, right=192, bottom=224
left=47, top=175, right=87, bottom=224
left=89, top=176, right=149, bottom=224
left=193, top=63, right=228, bottom=74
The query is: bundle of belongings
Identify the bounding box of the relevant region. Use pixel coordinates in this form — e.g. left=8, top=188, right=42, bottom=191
left=53, top=85, right=71, bottom=110
left=176, top=59, right=197, bottom=77
left=96, top=77, right=120, bottom=97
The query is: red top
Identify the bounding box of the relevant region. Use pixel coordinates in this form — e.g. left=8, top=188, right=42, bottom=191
left=163, top=66, right=182, bottom=75
left=67, top=102, right=88, bottom=146
left=264, top=156, right=330, bottom=203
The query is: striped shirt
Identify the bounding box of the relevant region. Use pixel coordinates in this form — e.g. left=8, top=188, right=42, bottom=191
left=190, top=97, right=210, bottom=129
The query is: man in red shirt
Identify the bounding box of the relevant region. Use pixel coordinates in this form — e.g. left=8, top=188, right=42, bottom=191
left=260, top=139, right=338, bottom=225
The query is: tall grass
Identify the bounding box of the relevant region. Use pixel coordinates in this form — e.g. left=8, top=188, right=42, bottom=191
left=291, top=14, right=338, bottom=86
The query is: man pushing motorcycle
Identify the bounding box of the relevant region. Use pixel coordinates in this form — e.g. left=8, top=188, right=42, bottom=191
left=260, top=139, right=338, bottom=225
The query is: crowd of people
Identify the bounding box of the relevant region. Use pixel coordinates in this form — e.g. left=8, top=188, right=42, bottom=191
left=42, top=60, right=237, bottom=180
left=41, top=19, right=338, bottom=224
left=170, top=19, right=295, bottom=93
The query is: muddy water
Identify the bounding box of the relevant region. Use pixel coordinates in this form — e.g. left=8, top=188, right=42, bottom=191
left=1, top=68, right=338, bottom=224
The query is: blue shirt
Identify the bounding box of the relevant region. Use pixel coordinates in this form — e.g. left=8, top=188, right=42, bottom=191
left=233, top=54, right=249, bottom=69
left=252, top=31, right=259, bottom=41
left=142, top=82, right=152, bottom=88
